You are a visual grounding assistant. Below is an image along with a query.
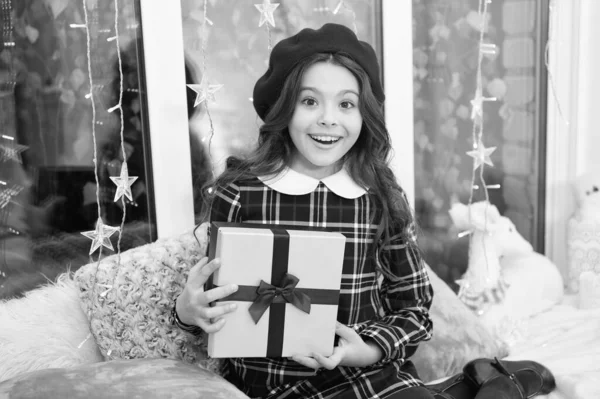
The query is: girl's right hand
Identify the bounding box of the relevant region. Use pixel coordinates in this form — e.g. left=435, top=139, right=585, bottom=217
left=175, top=257, right=239, bottom=333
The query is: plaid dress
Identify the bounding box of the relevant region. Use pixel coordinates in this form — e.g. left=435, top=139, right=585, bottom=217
left=208, top=168, right=434, bottom=399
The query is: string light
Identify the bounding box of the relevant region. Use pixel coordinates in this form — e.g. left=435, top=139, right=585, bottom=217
left=0, top=135, right=28, bottom=163
left=77, top=0, right=121, bottom=352
left=109, top=0, right=138, bottom=223
left=191, top=0, right=220, bottom=179
left=466, top=0, right=496, bottom=209
left=545, top=0, right=569, bottom=126
left=0, top=182, right=23, bottom=209
left=79, top=0, right=120, bottom=256
left=254, top=0, right=279, bottom=50
left=332, top=0, right=358, bottom=37
left=456, top=0, right=499, bottom=308
left=473, top=184, right=501, bottom=190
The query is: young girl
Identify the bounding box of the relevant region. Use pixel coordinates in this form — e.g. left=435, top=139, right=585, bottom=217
left=173, top=23, right=555, bottom=399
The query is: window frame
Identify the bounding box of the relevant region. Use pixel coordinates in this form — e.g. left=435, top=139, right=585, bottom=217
left=139, top=0, right=195, bottom=238
left=139, top=0, right=591, bottom=282
left=138, top=0, right=412, bottom=237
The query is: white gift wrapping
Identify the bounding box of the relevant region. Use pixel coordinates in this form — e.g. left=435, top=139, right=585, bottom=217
left=202, top=223, right=346, bottom=358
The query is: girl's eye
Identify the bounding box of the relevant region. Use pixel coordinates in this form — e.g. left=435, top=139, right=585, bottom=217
left=301, top=98, right=317, bottom=106
left=340, top=101, right=355, bottom=109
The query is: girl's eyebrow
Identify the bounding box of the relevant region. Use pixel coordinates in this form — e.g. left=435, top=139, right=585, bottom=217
left=300, top=87, right=359, bottom=97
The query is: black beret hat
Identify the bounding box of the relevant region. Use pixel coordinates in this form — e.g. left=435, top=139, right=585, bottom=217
left=252, top=23, right=385, bottom=121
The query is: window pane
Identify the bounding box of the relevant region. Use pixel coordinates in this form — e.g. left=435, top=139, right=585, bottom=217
left=412, top=0, right=548, bottom=288
left=179, top=0, right=382, bottom=217
left=0, top=0, right=155, bottom=299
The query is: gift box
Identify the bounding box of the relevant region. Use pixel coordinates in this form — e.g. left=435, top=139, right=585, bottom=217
left=200, top=222, right=346, bottom=358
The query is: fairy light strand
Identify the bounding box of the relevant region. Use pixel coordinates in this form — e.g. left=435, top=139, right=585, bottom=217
left=112, top=0, right=128, bottom=257
left=95, top=2, right=129, bottom=357
left=201, top=0, right=217, bottom=179
left=80, top=0, right=103, bottom=346
left=333, top=0, right=358, bottom=37
left=467, top=0, right=494, bottom=208
left=255, top=0, right=279, bottom=50
left=545, top=0, right=569, bottom=126
left=460, top=0, right=495, bottom=293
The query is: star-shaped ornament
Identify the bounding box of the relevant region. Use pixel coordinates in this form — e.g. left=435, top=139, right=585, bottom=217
left=110, top=162, right=138, bottom=202
left=0, top=142, right=28, bottom=163
left=0, top=183, right=23, bottom=209
left=470, top=95, right=483, bottom=121
left=81, top=217, right=120, bottom=255
left=187, top=78, right=224, bottom=107
left=466, top=140, right=496, bottom=170
left=254, top=0, right=279, bottom=27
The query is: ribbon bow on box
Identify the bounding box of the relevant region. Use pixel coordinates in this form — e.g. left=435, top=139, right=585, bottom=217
left=249, top=273, right=311, bottom=324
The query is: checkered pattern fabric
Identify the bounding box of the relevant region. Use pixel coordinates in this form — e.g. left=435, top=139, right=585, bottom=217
left=207, top=177, right=433, bottom=399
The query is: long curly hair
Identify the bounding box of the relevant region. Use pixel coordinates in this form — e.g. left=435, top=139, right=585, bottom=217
left=201, top=53, right=419, bottom=280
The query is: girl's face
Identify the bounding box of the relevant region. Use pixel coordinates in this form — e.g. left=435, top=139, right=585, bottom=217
left=288, top=62, right=363, bottom=179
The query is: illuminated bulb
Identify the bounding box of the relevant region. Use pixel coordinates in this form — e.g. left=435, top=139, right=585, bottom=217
left=107, top=104, right=120, bottom=113
left=480, top=43, right=497, bottom=56
left=458, top=230, right=473, bottom=238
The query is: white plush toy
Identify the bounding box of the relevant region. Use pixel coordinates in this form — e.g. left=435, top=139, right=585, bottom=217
left=449, top=201, right=564, bottom=340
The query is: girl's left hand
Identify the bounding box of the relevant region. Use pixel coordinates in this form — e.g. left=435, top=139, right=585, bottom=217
left=291, top=322, right=383, bottom=370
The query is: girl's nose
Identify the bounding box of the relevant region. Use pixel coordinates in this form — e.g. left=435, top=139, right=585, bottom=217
left=318, top=107, right=338, bottom=127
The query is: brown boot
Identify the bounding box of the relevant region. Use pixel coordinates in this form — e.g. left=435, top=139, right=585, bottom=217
left=463, top=357, right=555, bottom=398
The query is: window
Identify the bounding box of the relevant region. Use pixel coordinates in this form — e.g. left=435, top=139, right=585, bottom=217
left=0, top=0, right=155, bottom=298
left=411, top=0, right=549, bottom=287
left=179, top=0, right=383, bottom=214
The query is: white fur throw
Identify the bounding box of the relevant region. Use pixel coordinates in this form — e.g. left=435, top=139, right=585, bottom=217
left=72, top=224, right=219, bottom=373
left=0, top=274, right=103, bottom=382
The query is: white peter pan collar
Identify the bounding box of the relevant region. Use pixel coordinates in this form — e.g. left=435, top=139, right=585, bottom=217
left=258, top=167, right=368, bottom=199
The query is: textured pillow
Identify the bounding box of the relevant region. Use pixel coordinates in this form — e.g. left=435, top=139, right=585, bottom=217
left=74, top=224, right=219, bottom=372
left=74, top=223, right=507, bottom=383
left=412, top=264, right=509, bottom=382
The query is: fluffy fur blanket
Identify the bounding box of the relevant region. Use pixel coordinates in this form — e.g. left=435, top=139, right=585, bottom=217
left=0, top=273, right=103, bottom=382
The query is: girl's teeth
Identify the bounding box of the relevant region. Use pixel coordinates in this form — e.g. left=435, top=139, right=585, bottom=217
left=310, top=135, right=340, bottom=143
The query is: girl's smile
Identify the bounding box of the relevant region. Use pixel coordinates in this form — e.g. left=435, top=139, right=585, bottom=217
left=288, top=62, right=363, bottom=180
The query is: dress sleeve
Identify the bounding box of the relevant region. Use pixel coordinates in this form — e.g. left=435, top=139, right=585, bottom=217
left=204, top=183, right=242, bottom=256
left=358, top=208, right=434, bottom=365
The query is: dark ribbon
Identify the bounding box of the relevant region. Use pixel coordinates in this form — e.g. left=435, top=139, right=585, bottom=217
left=248, top=273, right=311, bottom=324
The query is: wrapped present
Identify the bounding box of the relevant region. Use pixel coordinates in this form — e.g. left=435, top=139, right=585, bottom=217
left=200, top=222, right=346, bottom=358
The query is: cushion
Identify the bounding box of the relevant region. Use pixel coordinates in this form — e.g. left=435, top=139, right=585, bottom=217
left=73, top=225, right=219, bottom=372
left=74, top=223, right=508, bottom=383
left=0, top=358, right=248, bottom=399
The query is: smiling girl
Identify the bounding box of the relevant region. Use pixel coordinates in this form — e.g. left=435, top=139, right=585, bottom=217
left=172, top=23, right=556, bottom=399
